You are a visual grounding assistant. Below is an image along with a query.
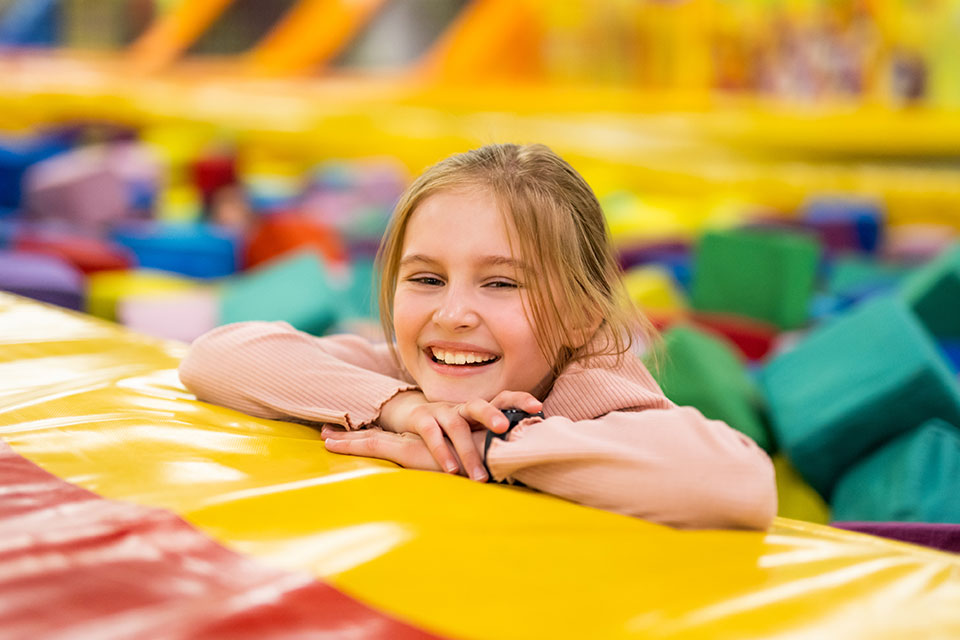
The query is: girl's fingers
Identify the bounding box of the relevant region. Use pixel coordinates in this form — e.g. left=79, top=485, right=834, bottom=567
left=320, top=426, right=365, bottom=440
left=458, top=399, right=509, bottom=433
left=412, top=419, right=460, bottom=475
left=439, top=412, right=487, bottom=482
left=490, top=390, right=543, bottom=414
left=324, top=430, right=446, bottom=472
left=323, top=431, right=392, bottom=456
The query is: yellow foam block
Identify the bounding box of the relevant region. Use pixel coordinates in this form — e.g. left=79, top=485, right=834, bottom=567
left=87, top=269, right=199, bottom=321
left=774, top=453, right=831, bottom=525
left=623, top=264, right=688, bottom=315
left=0, top=292, right=958, bottom=639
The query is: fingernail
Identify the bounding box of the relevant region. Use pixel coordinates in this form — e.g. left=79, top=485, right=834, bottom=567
left=472, top=468, right=488, bottom=482
left=445, top=462, right=459, bottom=474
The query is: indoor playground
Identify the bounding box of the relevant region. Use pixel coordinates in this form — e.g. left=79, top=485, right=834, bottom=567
left=1, top=0, right=960, bottom=637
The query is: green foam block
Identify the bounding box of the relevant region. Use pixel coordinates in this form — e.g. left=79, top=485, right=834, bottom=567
left=901, top=243, right=960, bottom=338
left=650, top=325, right=772, bottom=452
left=760, top=295, right=960, bottom=498
left=832, top=419, right=960, bottom=523
left=692, top=228, right=821, bottom=330
left=219, top=251, right=339, bottom=335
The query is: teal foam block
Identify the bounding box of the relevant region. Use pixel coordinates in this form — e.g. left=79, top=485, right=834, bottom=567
left=219, top=251, right=339, bottom=335
left=760, top=295, right=960, bottom=498
left=901, top=244, right=960, bottom=339
left=339, top=257, right=379, bottom=321
left=651, top=325, right=773, bottom=452
left=827, top=255, right=911, bottom=299
left=691, top=228, right=821, bottom=330
left=832, top=419, right=960, bottom=523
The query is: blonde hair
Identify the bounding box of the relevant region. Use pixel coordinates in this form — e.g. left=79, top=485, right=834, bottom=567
left=376, top=143, right=657, bottom=376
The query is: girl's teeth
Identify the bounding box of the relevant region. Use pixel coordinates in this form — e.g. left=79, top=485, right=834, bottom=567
left=432, top=349, right=494, bottom=365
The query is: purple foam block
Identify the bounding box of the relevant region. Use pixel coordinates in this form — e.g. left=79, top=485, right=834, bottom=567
left=0, top=249, right=84, bottom=310
left=832, top=521, right=960, bottom=554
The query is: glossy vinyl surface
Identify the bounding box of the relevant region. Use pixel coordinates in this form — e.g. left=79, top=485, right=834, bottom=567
left=1, top=292, right=958, bottom=639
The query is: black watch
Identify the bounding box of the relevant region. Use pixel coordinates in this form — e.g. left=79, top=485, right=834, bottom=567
left=483, top=408, right=544, bottom=482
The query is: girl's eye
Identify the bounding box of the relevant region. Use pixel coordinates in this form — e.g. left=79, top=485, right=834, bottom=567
left=409, top=276, right=444, bottom=286
left=486, top=280, right=519, bottom=289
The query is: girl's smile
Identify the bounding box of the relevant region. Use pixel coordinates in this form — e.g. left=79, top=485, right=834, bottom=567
left=392, top=187, right=555, bottom=403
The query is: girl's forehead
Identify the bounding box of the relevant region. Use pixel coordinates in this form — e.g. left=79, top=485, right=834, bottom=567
left=403, top=188, right=518, bottom=248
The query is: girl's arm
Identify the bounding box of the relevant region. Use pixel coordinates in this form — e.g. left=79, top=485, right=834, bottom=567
left=485, top=408, right=777, bottom=530
left=178, top=321, right=417, bottom=429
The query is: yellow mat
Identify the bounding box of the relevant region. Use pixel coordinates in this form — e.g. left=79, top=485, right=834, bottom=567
left=0, top=292, right=958, bottom=639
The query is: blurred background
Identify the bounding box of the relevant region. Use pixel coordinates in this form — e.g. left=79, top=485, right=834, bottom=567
left=1, top=0, right=960, bottom=533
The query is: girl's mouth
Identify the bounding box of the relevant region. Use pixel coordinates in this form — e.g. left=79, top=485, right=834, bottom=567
left=426, top=346, right=500, bottom=367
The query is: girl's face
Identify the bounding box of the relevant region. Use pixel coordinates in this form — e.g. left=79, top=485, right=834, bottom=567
left=393, top=187, right=555, bottom=404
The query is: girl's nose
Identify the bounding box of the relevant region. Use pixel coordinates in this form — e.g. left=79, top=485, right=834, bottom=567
left=432, top=289, right=479, bottom=331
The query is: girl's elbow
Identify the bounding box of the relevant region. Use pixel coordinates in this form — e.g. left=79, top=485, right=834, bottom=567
left=674, top=452, right=777, bottom=530
left=722, top=452, right=778, bottom=530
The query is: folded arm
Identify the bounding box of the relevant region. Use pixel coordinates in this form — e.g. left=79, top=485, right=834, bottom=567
left=178, top=321, right=416, bottom=429
left=486, top=407, right=777, bottom=530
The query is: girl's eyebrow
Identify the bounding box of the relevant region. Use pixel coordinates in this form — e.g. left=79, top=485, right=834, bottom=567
left=399, top=254, right=528, bottom=270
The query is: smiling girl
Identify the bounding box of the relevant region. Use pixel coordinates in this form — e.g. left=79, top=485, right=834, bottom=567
left=179, top=144, right=776, bottom=530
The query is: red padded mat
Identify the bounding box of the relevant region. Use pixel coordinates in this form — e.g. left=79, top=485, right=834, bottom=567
left=0, top=440, right=444, bottom=639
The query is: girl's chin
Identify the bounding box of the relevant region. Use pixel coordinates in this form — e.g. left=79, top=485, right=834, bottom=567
left=420, top=383, right=498, bottom=405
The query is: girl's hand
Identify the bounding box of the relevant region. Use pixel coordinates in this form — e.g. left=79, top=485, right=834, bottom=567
left=321, top=426, right=485, bottom=475
left=376, top=390, right=542, bottom=482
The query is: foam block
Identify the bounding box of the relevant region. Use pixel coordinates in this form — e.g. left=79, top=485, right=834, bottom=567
left=623, top=265, right=687, bottom=318
left=901, top=244, right=960, bottom=339
left=87, top=269, right=197, bottom=322
left=617, top=241, right=692, bottom=290
left=688, top=311, right=779, bottom=361
left=244, top=212, right=346, bottom=269
left=339, top=257, right=379, bottom=321
left=119, top=290, right=218, bottom=343
left=0, top=0, right=58, bottom=46
left=692, top=228, right=821, bottom=330
left=803, top=198, right=884, bottom=254
left=15, top=231, right=134, bottom=274
left=113, top=223, right=240, bottom=279
left=0, top=250, right=84, bottom=311
left=761, top=295, right=960, bottom=497
left=827, top=256, right=911, bottom=299
left=831, top=419, right=960, bottom=523
left=773, top=455, right=830, bottom=524
left=24, top=147, right=131, bottom=230
left=884, top=224, right=957, bottom=263
left=650, top=325, right=772, bottom=451
left=219, top=251, right=339, bottom=335
left=937, top=340, right=960, bottom=374
left=0, top=134, right=68, bottom=208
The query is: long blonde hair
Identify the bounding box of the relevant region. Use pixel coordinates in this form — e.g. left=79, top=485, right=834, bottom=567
left=376, top=143, right=656, bottom=376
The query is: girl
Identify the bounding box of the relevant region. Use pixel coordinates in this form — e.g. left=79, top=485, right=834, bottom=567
left=179, top=144, right=776, bottom=530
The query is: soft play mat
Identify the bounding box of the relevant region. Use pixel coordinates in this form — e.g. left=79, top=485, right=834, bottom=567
left=0, top=292, right=958, bottom=639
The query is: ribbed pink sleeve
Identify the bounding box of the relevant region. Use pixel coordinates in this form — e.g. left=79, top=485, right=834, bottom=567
left=178, top=322, right=417, bottom=429
left=485, top=408, right=777, bottom=530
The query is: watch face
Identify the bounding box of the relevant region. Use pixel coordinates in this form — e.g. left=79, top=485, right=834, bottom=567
left=500, top=408, right=545, bottom=430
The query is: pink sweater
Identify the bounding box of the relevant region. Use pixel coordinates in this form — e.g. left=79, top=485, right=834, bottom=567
left=178, top=322, right=777, bottom=530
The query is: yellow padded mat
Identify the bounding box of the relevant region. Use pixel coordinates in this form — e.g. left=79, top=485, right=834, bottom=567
left=0, top=292, right=958, bottom=639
